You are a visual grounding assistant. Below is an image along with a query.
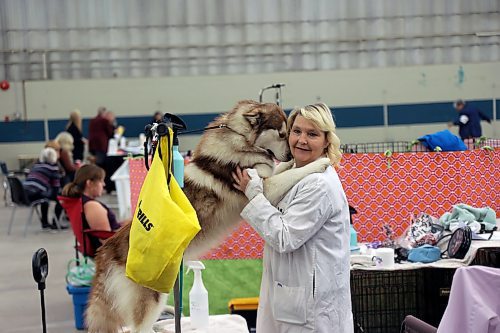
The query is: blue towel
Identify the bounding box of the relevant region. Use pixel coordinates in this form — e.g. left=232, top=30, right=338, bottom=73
left=408, top=245, right=441, bottom=263
left=418, top=129, right=467, bottom=151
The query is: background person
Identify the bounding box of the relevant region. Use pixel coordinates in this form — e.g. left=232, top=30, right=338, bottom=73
left=152, top=110, right=163, bottom=124
left=66, top=109, right=86, bottom=162
left=232, top=103, right=353, bottom=332
left=88, top=107, right=115, bottom=167
left=54, top=131, right=79, bottom=185
left=448, top=99, right=491, bottom=141
left=62, top=164, right=124, bottom=249
left=23, top=147, right=61, bottom=230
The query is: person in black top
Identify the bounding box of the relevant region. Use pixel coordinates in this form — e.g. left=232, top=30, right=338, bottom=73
left=66, top=109, right=85, bottom=162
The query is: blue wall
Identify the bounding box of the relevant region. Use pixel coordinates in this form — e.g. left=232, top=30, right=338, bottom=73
left=0, top=99, right=495, bottom=142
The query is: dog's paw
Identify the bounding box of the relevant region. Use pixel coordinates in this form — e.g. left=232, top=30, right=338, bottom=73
left=303, top=157, right=331, bottom=173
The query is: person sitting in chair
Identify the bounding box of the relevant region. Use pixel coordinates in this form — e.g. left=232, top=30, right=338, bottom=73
left=62, top=164, right=124, bottom=250
left=23, top=147, right=61, bottom=230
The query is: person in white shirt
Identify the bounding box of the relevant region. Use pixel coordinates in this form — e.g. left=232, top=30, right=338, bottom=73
left=232, top=102, right=353, bottom=333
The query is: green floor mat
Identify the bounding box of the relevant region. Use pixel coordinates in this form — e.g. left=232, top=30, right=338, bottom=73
left=168, top=259, right=262, bottom=315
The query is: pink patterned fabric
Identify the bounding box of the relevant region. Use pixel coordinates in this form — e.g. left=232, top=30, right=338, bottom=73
left=129, top=150, right=500, bottom=260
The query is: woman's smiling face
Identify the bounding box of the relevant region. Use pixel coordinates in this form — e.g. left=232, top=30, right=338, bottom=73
left=289, top=115, right=328, bottom=168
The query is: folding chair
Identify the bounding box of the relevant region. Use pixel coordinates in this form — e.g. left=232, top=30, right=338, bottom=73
left=401, top=266, right=500, bottom=333
left=1, top=161, right=29, bottom=206
left=6, top=176, right=49, bottom=236
left=401, top=315, right=437, bottom=333
left=57, top=196, right=115, bottom=260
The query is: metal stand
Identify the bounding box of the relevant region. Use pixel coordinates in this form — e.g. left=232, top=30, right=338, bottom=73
left=144, top=113, right=187, bottom=333
left=32, top=248, right=49, bottom=333
left=258, top=83, right=285, bottom=105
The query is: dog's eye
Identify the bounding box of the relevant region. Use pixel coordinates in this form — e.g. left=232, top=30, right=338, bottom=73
left=279, top=133, right=286, bottom=139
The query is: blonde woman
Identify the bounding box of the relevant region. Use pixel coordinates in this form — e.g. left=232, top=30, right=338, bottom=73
left=232, top=103, right=353, bottom=332
left=55, top=131, right=78, bottom=184
left=66, top=109, right=85, bottom=161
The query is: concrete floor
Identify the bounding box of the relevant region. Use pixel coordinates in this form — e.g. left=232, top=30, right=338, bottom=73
left=0, top=194, right=119, bottom=333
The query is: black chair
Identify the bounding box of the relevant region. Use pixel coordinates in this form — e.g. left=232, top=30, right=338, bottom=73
left=1, top=161, right=29, bottom=206
left=1, top=161, right=10, bottom=206
left=6, top=176, right=49, bottom=236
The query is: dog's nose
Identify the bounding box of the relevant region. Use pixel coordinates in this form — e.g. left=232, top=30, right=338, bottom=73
left=286, top=152, right=293, bottom=160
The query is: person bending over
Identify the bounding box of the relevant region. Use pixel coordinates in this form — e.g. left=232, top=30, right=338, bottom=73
left=449, top=99, right=491, bottom=140
left=232, top=103, right=353, bottom=332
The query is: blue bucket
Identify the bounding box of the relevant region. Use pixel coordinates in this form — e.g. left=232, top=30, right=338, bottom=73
left=66, top=284, right=91, bottom=330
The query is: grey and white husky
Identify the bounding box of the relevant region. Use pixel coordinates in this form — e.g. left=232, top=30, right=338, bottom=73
left=86, top=100, right=330, bottom=332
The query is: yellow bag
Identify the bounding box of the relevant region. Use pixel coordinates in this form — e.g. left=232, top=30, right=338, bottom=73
left=126, top=128, right=200, bottom=293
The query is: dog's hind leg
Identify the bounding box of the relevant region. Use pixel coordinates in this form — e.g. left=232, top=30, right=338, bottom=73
left=129, top=293, right=166, bottom=333
left=86, top=292, right=122, bottom=333
left=263, top=157, right=331, bottom=205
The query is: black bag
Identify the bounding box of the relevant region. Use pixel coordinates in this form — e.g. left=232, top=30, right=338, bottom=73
left=438, top=226, right=472, bottom=259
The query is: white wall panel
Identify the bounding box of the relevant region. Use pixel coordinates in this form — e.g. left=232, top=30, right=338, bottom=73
left=0, top=0, right=499, bottom=81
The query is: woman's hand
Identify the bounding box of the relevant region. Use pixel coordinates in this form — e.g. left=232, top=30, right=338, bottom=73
left=232, top=166, right=263, bottom=200
left=232, top=166, right=250, bottom=193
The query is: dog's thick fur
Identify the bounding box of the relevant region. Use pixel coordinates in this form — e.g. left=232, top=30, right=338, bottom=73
left=86, top=100, right=331, bottom=332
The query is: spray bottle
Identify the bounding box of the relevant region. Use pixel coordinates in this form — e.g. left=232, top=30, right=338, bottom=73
left=186, top=260, right=209, bottom=330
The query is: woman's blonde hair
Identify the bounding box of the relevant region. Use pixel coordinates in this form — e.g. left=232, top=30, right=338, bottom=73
left=62, top=164, right=105, bottom=197
left=55, top=131, right=74, bottom=152
left=45, top=140, right=60, bottom=151
left=66, top=109, right=82, bottom=131
left=287, top=102, right=342, bottom=167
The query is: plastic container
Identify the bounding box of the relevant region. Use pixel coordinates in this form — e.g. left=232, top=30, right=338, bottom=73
left=172, top=144, right=184, bottom=187
left=186, top=260, right=209, bottom=330
left=107, top=138, right=118, bottom=155
left=66, top=284, right=91, bottom=330
left=110, top=159, right=131, bottom=220
left=229, top=297, right=259, bottom=332
left=350, top=224, right=358, bottom=250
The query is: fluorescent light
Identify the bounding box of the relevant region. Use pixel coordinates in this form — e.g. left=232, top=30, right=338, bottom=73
left=475, top=31, right=500, bottom=37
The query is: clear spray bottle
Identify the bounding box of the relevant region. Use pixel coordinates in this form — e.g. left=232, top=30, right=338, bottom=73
left=186, top=260, right=209, bottom=330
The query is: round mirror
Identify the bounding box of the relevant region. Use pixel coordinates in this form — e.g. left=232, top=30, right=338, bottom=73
left=32, top=248, right=49, bottom=284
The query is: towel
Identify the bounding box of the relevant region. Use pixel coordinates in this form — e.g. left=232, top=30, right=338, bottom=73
left=439, top=204, right=497, bottom=231
left=418, top=129, right=467, bottom=151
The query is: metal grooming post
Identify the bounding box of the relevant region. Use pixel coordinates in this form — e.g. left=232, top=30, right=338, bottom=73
left=146, top=120, right=183, bottom=333
left=258, top=83, right=286, bottom=105
left=162, top=113, right=187, bottom=333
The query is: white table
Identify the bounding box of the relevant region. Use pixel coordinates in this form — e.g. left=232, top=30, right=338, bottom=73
left=151, top=314, right=249, bottom=333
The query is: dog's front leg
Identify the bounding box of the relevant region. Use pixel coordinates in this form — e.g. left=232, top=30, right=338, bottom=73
left=263, top=157, right=331, bottom=205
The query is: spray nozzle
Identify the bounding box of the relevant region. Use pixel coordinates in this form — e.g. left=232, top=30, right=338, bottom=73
left=186, top=260, right=205, bottom=274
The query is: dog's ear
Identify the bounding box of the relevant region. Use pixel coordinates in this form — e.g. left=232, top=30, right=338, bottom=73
left=243, top=107, right=262, bottom=127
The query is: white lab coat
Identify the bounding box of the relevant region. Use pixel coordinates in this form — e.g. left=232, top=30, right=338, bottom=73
left=241, top=166, right=353, bottom=333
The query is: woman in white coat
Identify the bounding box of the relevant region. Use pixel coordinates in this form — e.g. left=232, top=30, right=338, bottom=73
left=233, top=103, right=353, bottom=332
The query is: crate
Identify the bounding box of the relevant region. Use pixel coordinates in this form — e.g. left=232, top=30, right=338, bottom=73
left=419, top=268, right=455, bottom=327
left=66, top=285, right=91, bottom=330
left=471, top=247, right=500, bottom=268
left=228, top=297, right=258, bottom=332
left=351, top=268, right=456, bottom=333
